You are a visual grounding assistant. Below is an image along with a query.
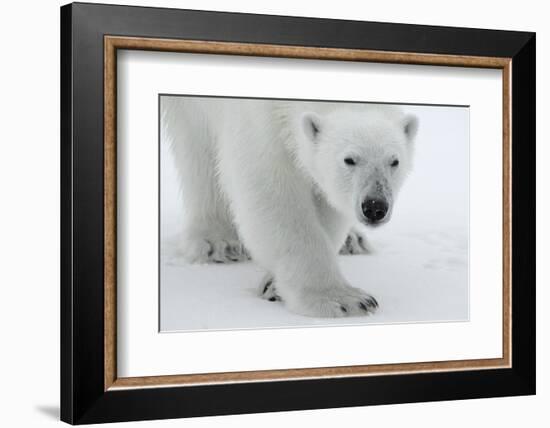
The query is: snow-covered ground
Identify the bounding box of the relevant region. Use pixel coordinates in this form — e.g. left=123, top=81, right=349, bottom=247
left=160, top=102, right=469, bottom=332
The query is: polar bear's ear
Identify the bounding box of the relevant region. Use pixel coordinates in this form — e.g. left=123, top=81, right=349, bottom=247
left=302, top=112, right=322, bottom=142
left=403, top=114, right=419, bottom=141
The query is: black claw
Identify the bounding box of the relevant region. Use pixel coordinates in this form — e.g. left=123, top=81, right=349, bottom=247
left=357, top=236, right=367, bottom=251
left=268, top=297, right=277, bottom=302
left=262, top=280, right=273, bottom=295
left=359, top=302, right=368, bottom=311
left=206, top=241, right=214, bottom=257
left=340, top=305, right=348, bottom=313
left=363, top=297, right=379, bottom=309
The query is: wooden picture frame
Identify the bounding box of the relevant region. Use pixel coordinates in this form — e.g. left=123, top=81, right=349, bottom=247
left=61, top=2, right=535, bottom=424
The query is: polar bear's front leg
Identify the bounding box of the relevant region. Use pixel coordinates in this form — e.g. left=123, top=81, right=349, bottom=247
left=219, top=152, right=378, bottom=317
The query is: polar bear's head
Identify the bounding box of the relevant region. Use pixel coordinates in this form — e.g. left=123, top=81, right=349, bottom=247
left=298, top=106, right=418, bottom=226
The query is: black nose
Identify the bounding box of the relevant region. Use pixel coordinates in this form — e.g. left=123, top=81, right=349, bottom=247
left=362, top=198, right=389, bottom=222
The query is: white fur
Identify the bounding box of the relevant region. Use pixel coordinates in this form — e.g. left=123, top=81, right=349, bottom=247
left=162, top=97, right=417, bottom=317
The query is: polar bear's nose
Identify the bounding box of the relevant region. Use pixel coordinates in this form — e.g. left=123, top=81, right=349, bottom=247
left=362, top=198, right=389, bottom=223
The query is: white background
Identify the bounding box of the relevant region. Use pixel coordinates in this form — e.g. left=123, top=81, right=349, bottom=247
left=0, top=0, right=546, bottom=427
left=118, top=51, right=503, bottom=377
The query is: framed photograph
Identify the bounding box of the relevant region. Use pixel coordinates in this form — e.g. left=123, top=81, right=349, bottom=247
left=60, top=2, right=535, bottom=424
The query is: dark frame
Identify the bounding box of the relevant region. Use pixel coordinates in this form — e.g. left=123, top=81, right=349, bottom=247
left=61, top=2, right=535, bottom=424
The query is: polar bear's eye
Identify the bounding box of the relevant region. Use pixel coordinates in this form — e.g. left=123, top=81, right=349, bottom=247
left=390, top=159, right=399, bottom=167
left=344, top=157, right=356, bottom=166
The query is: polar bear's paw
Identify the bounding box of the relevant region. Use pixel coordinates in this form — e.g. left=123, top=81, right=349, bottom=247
left=259, top=275, right=282, bottom=302
left=339, top=228, right=371, bottom=255
left=289, top=286, right=378, bottom=318
left=169, top=236, right=250, bottom=265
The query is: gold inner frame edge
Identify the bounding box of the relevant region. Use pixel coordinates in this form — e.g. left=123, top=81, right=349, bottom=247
left=104, top=36, right=512, bottom=391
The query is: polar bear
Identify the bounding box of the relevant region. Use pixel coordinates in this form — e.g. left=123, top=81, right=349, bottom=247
left=162, top=97, right=418, bottom=318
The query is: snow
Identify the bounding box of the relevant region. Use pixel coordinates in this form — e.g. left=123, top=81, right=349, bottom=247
left=160, top=103, right=469, bottom=332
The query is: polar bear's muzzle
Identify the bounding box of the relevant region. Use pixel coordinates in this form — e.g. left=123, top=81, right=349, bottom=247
left=361, top=197, right=390, bottom=224
left=358, top=179, right=393, bottom=226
